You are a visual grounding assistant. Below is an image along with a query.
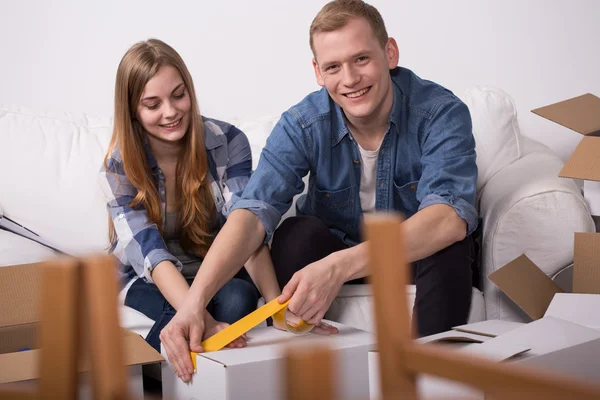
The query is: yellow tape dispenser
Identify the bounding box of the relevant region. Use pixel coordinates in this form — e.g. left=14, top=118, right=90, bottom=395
left=190, top=298, right=313, bottom=369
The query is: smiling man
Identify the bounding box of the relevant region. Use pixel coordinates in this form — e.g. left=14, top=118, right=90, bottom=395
left=161, top=0, right=478, bottom=382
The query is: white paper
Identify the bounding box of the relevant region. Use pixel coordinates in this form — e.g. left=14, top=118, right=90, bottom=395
left=452, top=320, right=525, bottom=337
left=544, top=293, right=600, bottom=331
left=0, top=214, right=66, bottom=254
left=468, top=317, right=600, bottom=359
left=584, top=180, right=600, bottom=216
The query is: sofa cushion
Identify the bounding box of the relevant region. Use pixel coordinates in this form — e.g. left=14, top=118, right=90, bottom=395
left=0, top=105, right=112, bottom=255
left=459, top=87, right=522, bottom=194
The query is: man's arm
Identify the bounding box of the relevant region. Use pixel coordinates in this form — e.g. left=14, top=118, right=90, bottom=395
left=187, top=209, right=266, bottom=310
left=282, top=203, right=466, bottom=323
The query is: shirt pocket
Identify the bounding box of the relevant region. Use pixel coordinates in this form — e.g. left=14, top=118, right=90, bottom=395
left=312, top=185, right=354, bottom=228
left=393, top=180, right=420, bottom=217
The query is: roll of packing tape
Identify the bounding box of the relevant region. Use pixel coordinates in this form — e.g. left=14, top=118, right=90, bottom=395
left=190, top=298, right=313, bottom=369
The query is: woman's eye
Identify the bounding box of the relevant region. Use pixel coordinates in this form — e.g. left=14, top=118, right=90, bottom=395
left=146, top=103, right=159, bottom=110
left=173, top=91, right=186, bottom=99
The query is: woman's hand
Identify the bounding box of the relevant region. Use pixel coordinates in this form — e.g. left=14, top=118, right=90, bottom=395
left=203, top=311, right=247, bottom=348
left=159, top=304, right=205, bottom=383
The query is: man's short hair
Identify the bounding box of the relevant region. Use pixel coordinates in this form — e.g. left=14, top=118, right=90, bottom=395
left=309, top=0, right=389, bottom=56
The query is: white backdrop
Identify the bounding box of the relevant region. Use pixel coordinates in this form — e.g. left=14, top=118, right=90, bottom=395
left=1, top=0, right=599, bottom=161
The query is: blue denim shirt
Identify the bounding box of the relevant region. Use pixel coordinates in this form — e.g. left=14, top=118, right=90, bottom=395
left=230, top=67, right=478, bottom=246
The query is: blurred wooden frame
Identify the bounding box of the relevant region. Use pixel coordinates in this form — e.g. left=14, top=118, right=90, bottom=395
left=284, top=213, right=600, bottom=400
left=0, top=255, right=129, bottom=400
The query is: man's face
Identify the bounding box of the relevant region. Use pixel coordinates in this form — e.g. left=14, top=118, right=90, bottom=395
left=312, top=18, right=398, bottom=123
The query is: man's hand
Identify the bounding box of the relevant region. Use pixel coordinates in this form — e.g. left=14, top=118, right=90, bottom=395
left=160, top=305, right=204, bottom=383
left=279, top=254, right=344, bottom=328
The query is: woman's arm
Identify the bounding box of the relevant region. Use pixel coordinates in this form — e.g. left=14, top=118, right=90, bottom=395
left=243, top=244, right=281, bottom=303
left=152, top=260, right=190, bottom=310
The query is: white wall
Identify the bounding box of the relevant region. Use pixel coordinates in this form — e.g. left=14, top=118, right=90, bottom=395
left=1, top=0, right=599, bottom=161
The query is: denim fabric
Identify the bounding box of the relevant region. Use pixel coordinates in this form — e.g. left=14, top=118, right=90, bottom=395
left=125, top=277, right=260, bottom=352
left=230, top=67, right=478, bottom=246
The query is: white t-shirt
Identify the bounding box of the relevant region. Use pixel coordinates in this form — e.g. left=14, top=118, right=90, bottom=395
left=357, top=142, right=380, bottom=213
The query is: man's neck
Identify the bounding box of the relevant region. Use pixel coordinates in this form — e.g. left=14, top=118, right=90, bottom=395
left=344, top=83, right=394, bottom=151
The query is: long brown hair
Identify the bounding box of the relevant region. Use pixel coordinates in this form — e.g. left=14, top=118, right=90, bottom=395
left=104, top=39, right=215, bottom=256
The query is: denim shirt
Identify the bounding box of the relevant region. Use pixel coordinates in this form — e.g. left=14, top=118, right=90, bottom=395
left=230, top=67, right=478, bottom=246
left=100, top=117, right=252, bottom=285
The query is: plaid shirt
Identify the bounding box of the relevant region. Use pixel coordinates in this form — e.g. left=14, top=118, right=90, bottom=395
left=99, top=117, right=252, bottom=285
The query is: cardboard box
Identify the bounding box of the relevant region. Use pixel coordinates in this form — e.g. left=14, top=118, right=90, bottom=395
left=0, top=263, right=163, bottom=398
left=532, top=93, right=600, bottom=215
left=162, top=322, right=375, bottom=400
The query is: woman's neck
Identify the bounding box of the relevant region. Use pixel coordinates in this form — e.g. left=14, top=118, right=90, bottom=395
left=147, top=134, right=183, bottom=165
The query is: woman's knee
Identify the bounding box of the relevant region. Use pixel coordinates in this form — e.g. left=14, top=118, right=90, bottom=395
left=213, top=278, right=259, bottom=323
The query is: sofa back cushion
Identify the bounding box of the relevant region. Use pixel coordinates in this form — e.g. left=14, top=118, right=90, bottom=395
left=459, top=87, right=523, bottom=193
left=0, top=105, right=111, bottom=254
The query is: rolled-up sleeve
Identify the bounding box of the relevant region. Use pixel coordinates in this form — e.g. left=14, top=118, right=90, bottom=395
left=417, top=99, right=479, bottom=235
left=99, top=156, right=182, bottom=283
left=229, top=112, right=310, bottom=243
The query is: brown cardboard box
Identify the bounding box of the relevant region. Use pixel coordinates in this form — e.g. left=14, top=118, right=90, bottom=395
left=532, top=93, right=600, bottom=215
left=0, top=262, right=162, bottom=395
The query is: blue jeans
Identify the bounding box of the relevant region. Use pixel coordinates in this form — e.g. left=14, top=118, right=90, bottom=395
left=125, top=276, right=260, bottom=352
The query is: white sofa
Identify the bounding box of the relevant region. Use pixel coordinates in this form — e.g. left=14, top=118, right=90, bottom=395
left=0, top=87, right=594, bottom=339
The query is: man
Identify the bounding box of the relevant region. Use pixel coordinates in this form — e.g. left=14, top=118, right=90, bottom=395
left=162, top=0, right=478, bottom=382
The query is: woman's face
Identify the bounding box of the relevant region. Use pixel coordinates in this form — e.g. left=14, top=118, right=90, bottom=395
left=136, top=65, right=191, bottom=144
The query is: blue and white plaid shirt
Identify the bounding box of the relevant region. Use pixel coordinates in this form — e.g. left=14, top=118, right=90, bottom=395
left=99, top=117, right=252, bottom=285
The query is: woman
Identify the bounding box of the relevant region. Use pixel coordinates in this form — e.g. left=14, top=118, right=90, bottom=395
left=100, top=39, right=282, bottom=353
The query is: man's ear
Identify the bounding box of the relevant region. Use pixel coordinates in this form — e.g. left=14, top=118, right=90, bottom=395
left=312, top=58, right=325, bottom=87
left=386, top=38, right=399, bottom=69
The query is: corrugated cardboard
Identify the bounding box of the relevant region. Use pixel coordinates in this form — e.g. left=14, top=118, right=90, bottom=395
left=573, top=232, right=600, bottom=294
left=531, top=93, right=600, bottom=136
left=162, top=322, right=375, bottom=400
left=532, top=94, right=600, bottom=216
left=487, top=254, right=564, bottom=320
left=488, top=233, right=600, bottom=322
left=452, top=319, right=525, bottom=338
left=0, top=262, right=162, bottom=392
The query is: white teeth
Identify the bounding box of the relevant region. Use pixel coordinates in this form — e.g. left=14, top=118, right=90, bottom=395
left=346, top=87, right=369, bottom=98
left=161, top=118, right=181, bottom=128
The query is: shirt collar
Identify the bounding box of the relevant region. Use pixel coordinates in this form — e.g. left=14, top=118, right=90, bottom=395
left=330, top=71, right=403, bottom=147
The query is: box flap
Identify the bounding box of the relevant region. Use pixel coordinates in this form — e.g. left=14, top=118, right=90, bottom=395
left=452, top=320, right=525, bottom=338
left=416, top=330, right=490, bottom=344
left=518, top=337, right=600, bottom=384
left=0, top=330, right=162, bottom=384
left=544, top=293, right=600, bottom=330
left=471, top=317, right=600, bottom=360
left=0, top=263, right=42, bottom=327
left=559, top=136, right=600, bottom=181
left=198, top=323, right=375, bottom=366
left=531, top=93, right=600, bottom=136
left=0, top=348, right=37, bottom=384
left=459, top=342, right=530, bottom=362
left=0, top=323, right=38, bottom=354
left=574, top=232, right=600, bottom=294
left=488, top=255, right=564, bottom=320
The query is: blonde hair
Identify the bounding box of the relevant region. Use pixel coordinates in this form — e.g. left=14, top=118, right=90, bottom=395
left=309, top=0, right=388, bottom=56
left=104, top=39, right=215, bottom=257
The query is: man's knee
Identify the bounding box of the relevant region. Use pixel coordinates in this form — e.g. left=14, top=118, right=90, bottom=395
left=272, top=216, right=329, bottom=248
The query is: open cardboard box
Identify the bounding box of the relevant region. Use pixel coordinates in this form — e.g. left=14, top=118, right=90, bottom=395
left=448, top=232, right=600, bottom=382
left=0, top=262, right=163, bottom=397
left=532, top=93, right=600, bottom=215
left=162, top=322, right=375, bottom=400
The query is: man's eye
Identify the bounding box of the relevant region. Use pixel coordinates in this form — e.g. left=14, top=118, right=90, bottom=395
left=358, top=56, right=368, bottom=62
left=325, top=65, right=338, bottom=72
